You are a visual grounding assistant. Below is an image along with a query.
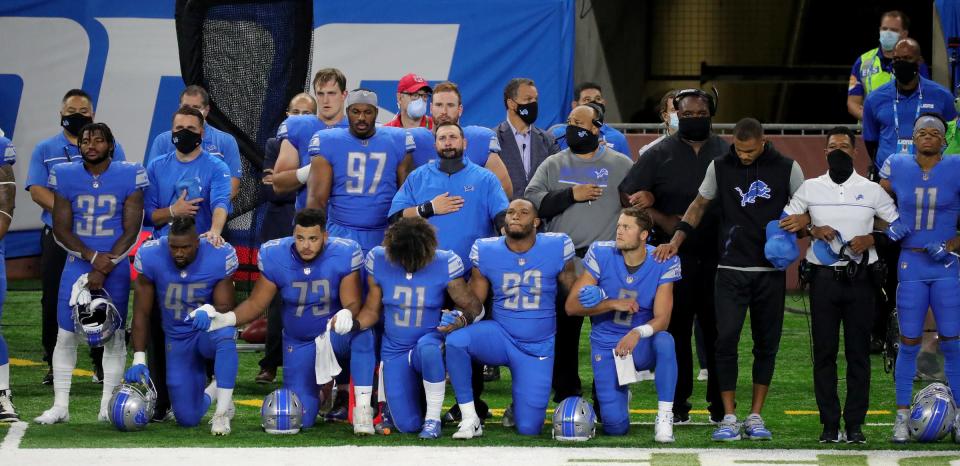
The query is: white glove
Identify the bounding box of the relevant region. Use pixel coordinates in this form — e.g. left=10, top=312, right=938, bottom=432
left=332, top=308, right=355, bottom=335
left=187, top=304, right=237, bottom=332
left=69, top=273, right=91, bottom=307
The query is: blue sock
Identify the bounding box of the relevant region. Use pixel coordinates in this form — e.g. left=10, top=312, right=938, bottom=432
left=895, top=342, right=920, bottom=406
left=652, top=332, right=677, bottom=402
left=940, top=339, right=960, bottom=402
left=350, top=329, right=376, bottom=387
left=213, top=333, right=238, bottom=390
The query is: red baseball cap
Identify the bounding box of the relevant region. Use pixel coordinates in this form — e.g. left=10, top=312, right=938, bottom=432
left=397, top=73, right=432, bottom=94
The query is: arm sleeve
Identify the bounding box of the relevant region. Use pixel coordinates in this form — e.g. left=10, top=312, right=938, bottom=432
left=618, top=151, right=655, bottom=194
left=537, top=188, right=576, bottom=219
left=223, top=244, right=239, bottom=276
left=133, top=247, right=150, bottom=278
left=847, top=59, right=864, bottom=96
left=388, top=174, right=418, bottom=217
left=878, top=152, right=892, bottom=179
left=486, top=174, right=510, bottom=222
left=861, top=96, right=879, bottom=142
left=134, top=164, right=149, bottom=191
left=144, top=164, right=161, bottom=220
left=46, top=165, right=60, bottom=195
left=874, top=185, right=899, bottom=223
left=447, top=252, right=465, bottom=280
left=697, top=161, right=718, bottom=200
left=348, top=242, right=363, bottom=272
left=25, top=145, right=48, bottom=190
left=146, top=133, right=166, bottom=168
left=469, top=240, right=480, bottom=269
left=222, top=135, right=243, bottom=179
left=523, top=157, right=553, bottom=207
left=658, top=256, right=682, bottom=283
left=209, top=161, right=233, bottom=214
left=782, top=182, right=810, bottom=216
left=582, top=243, right=601, bottom=279
left=789, top=162, right=805, bottom=195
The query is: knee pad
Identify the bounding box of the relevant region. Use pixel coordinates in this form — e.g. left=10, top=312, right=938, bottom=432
left=652, top=332, right=675, bottom=358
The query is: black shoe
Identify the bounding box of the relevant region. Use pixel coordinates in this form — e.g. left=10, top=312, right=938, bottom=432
left=845, top=425, right=866, bottom=444
left=819, top=425, right=843, bottom=443
left=42, top=367, right=54, bottom=385
left=482, top=365, right=500, bottom=382
left=92, top=362, right=104, bottom=384
left=673, top=411, right=690, bottom=424
left=325, top=390, right=349, bottom=422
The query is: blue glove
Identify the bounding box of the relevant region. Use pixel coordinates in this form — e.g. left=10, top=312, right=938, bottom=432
left=190, top=310, right=211, bottom=331
left=440, top=310, right=464, bottom=327
left=125, top=364, right=149, bottom=384
left=925, top=242, right=952, bottom=263
left=885, top=219, right=911, bottom=242
left=578, top=285, right=607, bottom=308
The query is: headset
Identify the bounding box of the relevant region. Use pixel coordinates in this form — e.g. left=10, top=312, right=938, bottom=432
left=583, top=102, right=605, bottom=129
left=673, top=87, right=719, bottom=116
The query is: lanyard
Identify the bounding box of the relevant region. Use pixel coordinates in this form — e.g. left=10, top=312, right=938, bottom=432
left=892, top=81, right=923, bottom=140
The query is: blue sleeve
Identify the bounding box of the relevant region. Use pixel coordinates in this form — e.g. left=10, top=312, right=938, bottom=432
left=861, top=94, right=879, bottom=142
left=607, top=129, right=630, bottom=156
left=560, top=234, right=575, bottom=262
left=276, top=119, right=290, bottom=141
left=209, top=159, right=233, bottom=214
left=134, top=164, right=149, bottom=191
left=220, top=134, right=243, bottom=178
left=550, top=124, right=568, bottom=150
left=446, top=251, right=465, bottom=280
left=146, top=133, right=167, bottom=168
left=389, top=171, right=419, bottom=216
left=469, top=240, right=481, bottom=269
left=364, top=249, right=376, bottom=278
left=112, top=142, right=127, bottom=162
left=0, top=137, right=16, bottom=165
left=658, top=256, right=682, bottom=284
left=848, top=58, right=865, bottom=97
left=223, top=243, right=239, bottom=276
left=25, top=143, right=49, bottom=190
left=306, top=131, right=323, bottom=160
left=47, top=164, right=62, bottom=196
left=133, top=245, right=151, bottom=279
left=143, top=163, right=160, bottom=224
left=920, top=62, right=931, bottom=79
left=582, top=243, right=601, bottom=279
left=347, top=241, right=363, bottom=273
left=410, top=129, right=435, bottom=168
left=486, top=172, right=509, bottom=220
left=257, top=241, right=282, bottom=283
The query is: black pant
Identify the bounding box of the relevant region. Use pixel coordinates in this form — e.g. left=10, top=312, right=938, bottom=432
left=552, top=286, right=583, bottom=402
left=714, top=268, right=786, bottom=392
left=147, top=301, right=170, bottom=417
left=669, top=253, right=722, bottom=419
left=258, top=294, right=283, bottom=370
left=809, top=265, right=874, bottom=428
left=874, top=243, right=899, bottom=342
left=41, top=226, right=102, bottom=367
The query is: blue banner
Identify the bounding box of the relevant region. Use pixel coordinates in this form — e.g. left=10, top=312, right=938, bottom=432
left=0, top=0, right=575, bottom=256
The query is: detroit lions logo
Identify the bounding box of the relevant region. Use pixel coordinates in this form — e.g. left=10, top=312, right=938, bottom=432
left=734, top=180, right=771, bottom=207
left=594, top=168, right=609, bottom=181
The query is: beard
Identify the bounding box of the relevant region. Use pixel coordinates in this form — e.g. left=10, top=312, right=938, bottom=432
left=439, top=148, right=463, bottom=159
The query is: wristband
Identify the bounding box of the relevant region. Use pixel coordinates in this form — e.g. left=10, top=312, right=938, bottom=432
left=132, top=351, right=147, bottom=366
left=90, top=251, right=99, bottom=264
left=169, top=206, right=175, bottom=218
left=417, top=201, right=435, bottom=218
left=0, top=210, right=11, bottom=220
left=631, top=324, right=654, bottom=339
left=296, top=165, right=311, bottom=184
left=675, top=221, right=694, bottom=236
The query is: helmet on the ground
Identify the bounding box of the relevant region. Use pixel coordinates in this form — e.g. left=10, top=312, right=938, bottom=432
left=108, top=374, right=157, bottom=431
left=261, top=388, right=303, bottom=434
left=915, top=382, right=955, bottom=408
left=552, top=396, right=596, bottom=441
left=908, top=391, right=956, bottom=442
left=72, top=288, right=121, bottom=347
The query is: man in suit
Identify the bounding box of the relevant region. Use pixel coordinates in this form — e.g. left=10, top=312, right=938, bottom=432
left=495, top=78, right=560, bottom=199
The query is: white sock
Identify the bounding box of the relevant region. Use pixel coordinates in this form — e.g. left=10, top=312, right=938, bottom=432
left=423, top=380, right=445, bottom=421
left=205, top=379, right=218, bottom=401
left=99, top=335, right=126, bottom=412
left=354, top=386, right=372, bottom=408
left=459, top=401, right=477, bottom=421
left=658, top=401, right=673, bottom=415
left=214, top=388, right=234, bottom=415
left=52, top=329, right=80, bottom=409
left=0, top=363, right=9, bottom=391
left=748, top=412, right=762, bottom=419
left=723, top=414, right=737, bottom=423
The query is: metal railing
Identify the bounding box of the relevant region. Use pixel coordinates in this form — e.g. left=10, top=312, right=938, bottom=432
left=607, top=123, right=859, bottom=136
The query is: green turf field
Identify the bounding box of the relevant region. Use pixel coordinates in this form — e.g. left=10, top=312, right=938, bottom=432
left=0, top=288, right=957, bottom=450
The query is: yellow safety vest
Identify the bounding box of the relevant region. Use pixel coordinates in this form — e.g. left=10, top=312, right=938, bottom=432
left=858, top=48, right=893, bottom=97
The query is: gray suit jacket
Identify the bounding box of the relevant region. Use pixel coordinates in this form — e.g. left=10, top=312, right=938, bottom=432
left=495, top=121, right=560, bottom=199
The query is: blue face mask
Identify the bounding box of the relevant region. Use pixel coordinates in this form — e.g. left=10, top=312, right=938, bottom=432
left=406, top=97, right=427, bottom=119
left=668, top=112, right=679, bottom=131
left=879, top=30, right=899, bottom=52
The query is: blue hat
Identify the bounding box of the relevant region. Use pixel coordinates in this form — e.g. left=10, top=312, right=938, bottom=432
left=811, top=234, right=845, bottom=266
left=764, top=220, right=799, bottom=270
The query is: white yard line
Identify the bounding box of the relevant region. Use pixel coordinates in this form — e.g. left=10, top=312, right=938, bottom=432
left=0, top=421, right=28, bottom=450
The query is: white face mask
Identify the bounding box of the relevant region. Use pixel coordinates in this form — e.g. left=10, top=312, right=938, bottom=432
left=668, top=112, right=679, bottom=131
left=406, top=97, right=427, bottom=119
left=879, top=30, right=899, bottom=51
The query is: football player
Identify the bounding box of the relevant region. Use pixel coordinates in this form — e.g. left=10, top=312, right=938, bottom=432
left=35, top=123, right=147, bottom=424
left=188, top=208, right=377, bottom=434
left=304, top=88, right=413, bottom=254
left=566, top=207, right=680, bottom=442
left=880, top=113, right=960, bottom=442
left=350, top=217, right=482, bottom=438
left=445, top=198, right=578, bottom=438
left=0, top=130, right=17, bottom=422
left=125, top=216, right=239, bottom=435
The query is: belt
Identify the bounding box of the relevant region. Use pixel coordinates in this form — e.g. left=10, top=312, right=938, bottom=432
left=906, top=248, right=926, bottom=253
left=810, top=263, right=850, bottom=272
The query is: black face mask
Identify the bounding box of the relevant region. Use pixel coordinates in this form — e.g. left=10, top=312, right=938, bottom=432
left=827, top=149, right=854, bottom=184
left=172, top=129, right=202, bottom=154
left=565, top=125, right=599, bottom=154
left=677, top=116, right=711, bottom=141
left=514, top=101, right=538, bottom=125
left=437, top=148, right=465, bottom=174
left=892, top=60, right=919, bottom=85
left=61, top=113, right=93, bottom=138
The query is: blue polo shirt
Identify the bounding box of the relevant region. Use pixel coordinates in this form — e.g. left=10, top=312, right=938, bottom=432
left=147, top=123, right=242, bottom=179
left=389, top=159, right=508, bottom=271
left=862, top=77, right=957, bottom=169
left=550, top=123, right=630, bottom=156
left=26, top=131, right=127, bottom=227
left=145, top=150, right=232, bottom=237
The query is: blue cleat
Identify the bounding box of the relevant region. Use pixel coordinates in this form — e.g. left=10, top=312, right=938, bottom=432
left=419, top=419, right=442, bottom=439
left=743, top=414, right=772, bottom=440
left=711, top=418, right=742, bottom=441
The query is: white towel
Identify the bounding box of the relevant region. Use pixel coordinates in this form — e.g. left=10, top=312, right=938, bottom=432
left=613, top=349, right=640, bottom=386
left=315, top=323, right=342, bottom=385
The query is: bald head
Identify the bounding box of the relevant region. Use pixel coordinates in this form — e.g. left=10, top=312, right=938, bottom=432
left=566, top=105, right=600, bottom=132
left=893, top=38, right=921, bottom=58
left=287, top=92, right=317, bottom=116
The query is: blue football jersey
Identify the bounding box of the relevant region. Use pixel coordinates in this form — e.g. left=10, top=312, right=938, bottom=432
left=48, top=160, right=148, bottom=252
left=0, top=135, right=16, bottom=166
left=470, top=232, right=574, bottom=355
left=582, top=242, right=681, bottom=349
left=307, top=127, right=413, bottom=230
left=258, top=236, right=362, bottom=341
left=886, top=155, right=960, bottom=248
left=145, top=150, right=233, bottom=237
left=277, top=115, right=345, bottom=211
left=134, top=237, right=238, bottom=336
left=409, top=126, right=500, bottom=169
left=366, top=246, right=464, bottom=358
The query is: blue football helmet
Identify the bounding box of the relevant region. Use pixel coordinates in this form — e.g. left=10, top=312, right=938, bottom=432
left=108, top=374, right=157, bottom=432
left=552, top=396, right=596, bottom=441
left=72, top=288, right=121, bottom=347
left=261, top=388, right=304, bottom=434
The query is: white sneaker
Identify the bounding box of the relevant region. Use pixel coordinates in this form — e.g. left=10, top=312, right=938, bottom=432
left=0, top=391, right=19, bottom=422
left=637, top=370, right=655, bottom=381
left=98, top=408, right=109, bottom=423
left=353, top=405, right=375, bottom=435
left=697, top=368, right=708, bottom=381
left=654, top=412, right=675, bottom=443
left=224, top=401, right=235, bottom=420
left=892, top=413, right=909, bottom=443
left=34, top=406, right=69, bottom=425
left=452, top=416, right=483, bottom=439
left=210, top=413, right=231, bottom=436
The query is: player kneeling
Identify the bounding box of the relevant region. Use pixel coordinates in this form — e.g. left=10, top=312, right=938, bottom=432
left=348, top=218, right=483, bottom=439
left=125, top=216, right=239, bottom=436
left=189, top=208, right=377, bottom=435
left=566, top=207, right=680, bottom=443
